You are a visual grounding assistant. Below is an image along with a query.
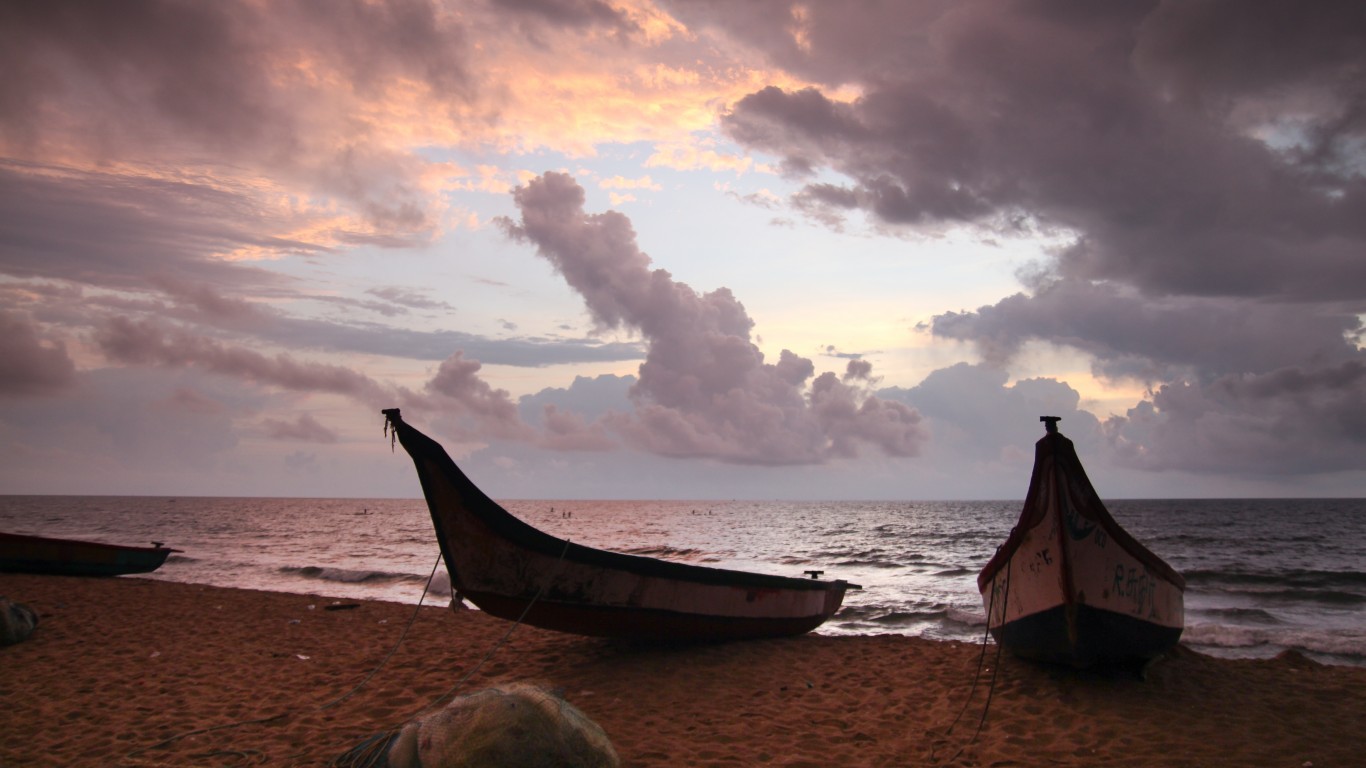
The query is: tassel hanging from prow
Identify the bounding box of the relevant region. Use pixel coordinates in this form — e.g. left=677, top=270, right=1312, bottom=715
left=382, top=408, right=402, bottom=451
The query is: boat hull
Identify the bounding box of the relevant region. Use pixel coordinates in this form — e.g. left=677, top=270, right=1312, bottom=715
left=978, top=424, right=1185, bottom=666
left=989, top=603, right=1185, bottom=666
left=467, top=590, right=841, bottom=642
left=385, top=409, right=853, bottom=642
left=0, top=533, right=176, bottom=577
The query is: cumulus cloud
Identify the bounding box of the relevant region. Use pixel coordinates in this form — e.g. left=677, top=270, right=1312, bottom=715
left=425, top=352, right=534, bottom=439
left=0, top=311, right=77, bottom=397
left=663, top=0, right=1366, bottom=480
left=879, top=362, right=1102, bottom=464
left=1104, top=361, right=1366, bottom=475
left=499, top=171, right=927, bottom=464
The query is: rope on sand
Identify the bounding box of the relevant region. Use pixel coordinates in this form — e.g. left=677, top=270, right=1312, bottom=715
left=935, top=550, right=1011, bottom=763
left=126, top=550, right=445, bottom=762
left=331, top=536, right=574, bottom=768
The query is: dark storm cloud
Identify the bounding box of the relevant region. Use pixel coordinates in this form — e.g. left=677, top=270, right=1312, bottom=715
left=499, top=171, right=926, bottom=464
left=1105, top=360, right=1366, bottom=475
left=711, top=0, right=1366, bottom=301
left=665, top=0, right=1366, bottom=478
left=932, top=279, right=1364, bottom=381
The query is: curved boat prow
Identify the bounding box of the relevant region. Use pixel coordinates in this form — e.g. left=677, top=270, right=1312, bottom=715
left=382, top=408, right=853, bottom=641
left=977, top=416, right=1185, bottom=666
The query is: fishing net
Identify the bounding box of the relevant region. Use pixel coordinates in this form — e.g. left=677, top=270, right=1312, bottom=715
left=342, top=683, right=619, bottom=768
left=0, top=598, right=38, bottom=646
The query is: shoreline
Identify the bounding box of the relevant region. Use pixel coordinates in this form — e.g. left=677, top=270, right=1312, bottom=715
left=3, top=573, right=1364, bottom=767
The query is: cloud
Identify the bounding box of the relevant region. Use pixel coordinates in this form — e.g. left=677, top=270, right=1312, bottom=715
left=1104, top=360, right=1366, bottom=475
left=0, top=162, right=304, bottom=291
left=115, top=280, right=648, bottom=368
left=683, top=0, right=1366, bottom=300
left=0, top=0, right=474, bottom=155
left=365, top=286, right=456, bottom=312
left=425, top=352, right=534, bottom=440
left=664, top=0, right=1366, bottom=480
left=932, top=279, right=1364, bottom=381
left=92, top=315, right=533, bottom=440
left=0, top=311, right=77, bottom=397
left=499, top=171, right=927, bottom=464
left=261, top=413, right=340, bottom=443
left=95, top=315, right=392, bottom=401
left=519, top=373, right=636, bottom=423
left=0, top=0, right=477, bottom=269
left=879, top=362, right=1103, bottom=465
left=490, top=0, right=638, bottom=34
left=536, top=404, right=619, bottom=451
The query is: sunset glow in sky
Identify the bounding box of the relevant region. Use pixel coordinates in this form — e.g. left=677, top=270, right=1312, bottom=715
left=2, top=0, right=1364, bottom=499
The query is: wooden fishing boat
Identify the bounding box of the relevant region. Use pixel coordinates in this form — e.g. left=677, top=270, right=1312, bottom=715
left=0, top=532, right=178, bottom=577
left=382, top=408, right=857, bottom=641
left=977, top=417, right=1184, bottom=666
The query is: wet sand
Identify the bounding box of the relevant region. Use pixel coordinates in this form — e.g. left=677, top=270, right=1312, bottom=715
left=2, top=573, right=1363, bottom=766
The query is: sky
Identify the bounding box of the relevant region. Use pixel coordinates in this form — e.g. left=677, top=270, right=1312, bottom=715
left=1, top=0, right=1364, bottom=500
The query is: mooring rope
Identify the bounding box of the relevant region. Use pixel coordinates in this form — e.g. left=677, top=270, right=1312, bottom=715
left=936, top=549, right=1012, bottom=764
left=330, top=536, right=575, bottom=768
left=127, top=549, right=446, bottom=761
left=318, top=550, right=445, bottom=710
left=404, top=536, right=573, bottom=715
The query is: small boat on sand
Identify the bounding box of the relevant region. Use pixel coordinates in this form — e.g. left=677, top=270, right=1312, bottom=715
left=382, top=408, right=857, bottom=641
left=977, top=417, right=1185, bottom=666
left=0, top=533, right=178, bottom=577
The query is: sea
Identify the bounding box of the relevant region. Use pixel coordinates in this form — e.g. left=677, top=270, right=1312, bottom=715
left=2, top=496, right=1363, bottom=667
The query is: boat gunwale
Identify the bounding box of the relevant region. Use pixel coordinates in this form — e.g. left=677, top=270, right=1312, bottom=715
left=387, top=410, right=853, bottom=595
left=977, top=430, right=1185, bottom=593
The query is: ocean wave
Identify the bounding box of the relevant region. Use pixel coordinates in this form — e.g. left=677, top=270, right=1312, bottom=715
left=1183, top=623, right=1366, bottom=659
left=945, top=606, right=987, bottom=628
left=279, top=564, right=429, bottom=585
left=1192, top=607, right=1282, bottom=624
left=867, top=609, right=947, bottom=626
left=617, top=545, right=708, bottom=560
left=832, top=559, right=905, bottom=569
left=1183, top=568, right=1366, bottom=588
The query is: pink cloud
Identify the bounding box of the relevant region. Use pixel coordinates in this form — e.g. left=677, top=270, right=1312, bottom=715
left=261, top=413, right=340, bottom=443
left=500, top=171, right=927, bottom=464
left=0, top=311, right=77, bottom=397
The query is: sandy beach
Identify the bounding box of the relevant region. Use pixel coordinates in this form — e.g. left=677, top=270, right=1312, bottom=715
left=2, top=573, right=1363, bottom=767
